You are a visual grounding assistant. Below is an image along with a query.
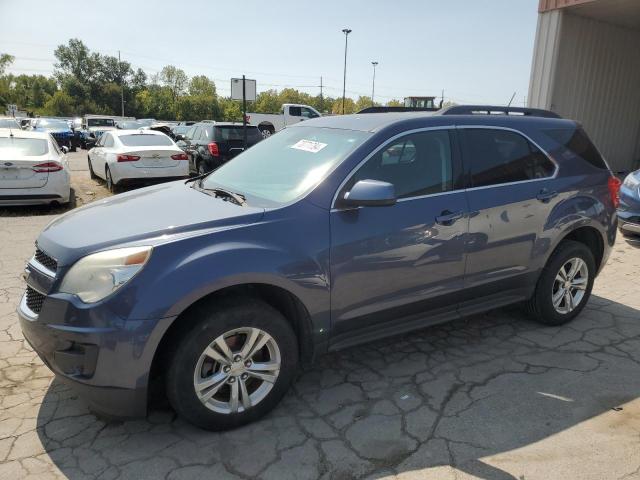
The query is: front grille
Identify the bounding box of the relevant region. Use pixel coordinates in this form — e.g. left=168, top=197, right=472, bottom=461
left=34, top=248, right=57, bottom=273
left=25, top=286, right=45, bottom=314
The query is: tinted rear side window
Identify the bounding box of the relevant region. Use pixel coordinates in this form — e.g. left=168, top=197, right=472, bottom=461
left=462, top=129, right=555, bottom=187
left=543, top=128, right=607, bottom=169
left=119, top=134, right=173, bottom=147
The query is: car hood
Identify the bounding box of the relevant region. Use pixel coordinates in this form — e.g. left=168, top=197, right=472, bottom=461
left=37, top=181, right=265, bottom=266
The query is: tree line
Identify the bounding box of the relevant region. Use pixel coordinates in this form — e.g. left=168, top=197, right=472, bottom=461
left=0, top=39, right=402, bottom=121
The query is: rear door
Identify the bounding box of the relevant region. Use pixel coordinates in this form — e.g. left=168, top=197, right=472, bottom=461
left=0, top=136, right=50, bottom=189
left=458, top=127, right=558, bottom=303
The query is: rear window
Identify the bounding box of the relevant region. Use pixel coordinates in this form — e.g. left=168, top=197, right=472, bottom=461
left=543, top=128, right=607, bottom=169
left=0, top=137, right=48, bottom=156
left=215, top=126, right=261, bottom=142
left=0, top=118, right=19, bottom=128
left=118, top=134, right=173, bottom=147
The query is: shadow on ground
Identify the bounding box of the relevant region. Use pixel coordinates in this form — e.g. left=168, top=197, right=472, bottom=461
left=36, top=296, right=640, bottom=479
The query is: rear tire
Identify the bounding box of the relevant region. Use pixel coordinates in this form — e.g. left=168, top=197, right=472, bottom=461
left=259, top=126, right=274, bottom=138
left=166, top=298, right=298, bottom=431
left=526, top=240, right=595, bottom=326
left=197, top=158, right=207, bottom=176
left=105, top=166, right=118, bottom=194
left=88, top=157, right=97, bottom=179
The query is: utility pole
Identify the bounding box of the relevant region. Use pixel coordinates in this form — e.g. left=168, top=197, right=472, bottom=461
left=118, top=50, right=124, bottom=117
left=320, top=76, right=323, bottom=113
left=371, top=61, right=378, bottom=107
left=441, top=89, right=444, bottom=108
left=341, top=28, right=352, bottom=115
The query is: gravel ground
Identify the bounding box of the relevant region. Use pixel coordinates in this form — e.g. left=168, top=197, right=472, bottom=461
left=1, top=154, right=640, bottom=479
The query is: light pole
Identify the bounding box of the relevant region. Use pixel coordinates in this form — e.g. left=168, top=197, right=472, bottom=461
left=341, top=28, right=352, bottom=114
left=371, top=61, right=378, bottom=107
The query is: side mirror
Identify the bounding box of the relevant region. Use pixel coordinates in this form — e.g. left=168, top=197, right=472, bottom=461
left=61, top=145, right=69, bottom=154
left=339, top=179, right=397, bottom=208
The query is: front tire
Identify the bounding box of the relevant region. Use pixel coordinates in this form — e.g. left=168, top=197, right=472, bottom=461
left=527, top=240, right=595, bottom=326
left=166, top=298, right=298, bottom=431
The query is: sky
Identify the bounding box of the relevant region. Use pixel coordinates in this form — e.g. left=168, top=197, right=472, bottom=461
left=0, top=0, right=540, bottom=106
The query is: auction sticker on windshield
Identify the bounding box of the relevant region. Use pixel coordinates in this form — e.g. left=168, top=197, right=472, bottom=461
left=290, top=139, right=327, bottom=153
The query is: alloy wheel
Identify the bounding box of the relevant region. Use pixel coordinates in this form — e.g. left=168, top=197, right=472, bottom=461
left=551, top=257, right=588, bottom=314
left=193, top=327, right=281, bottom=414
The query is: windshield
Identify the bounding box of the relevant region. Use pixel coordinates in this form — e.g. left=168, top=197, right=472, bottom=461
left=137, top=119, right=156, bottom=127
left=215, top=126, right=261, bottom=142
left=118, top=121, right=146, bottom=129
left=119, top=134, right=174, bottom=147
left=0, top=137, right=48, bottom=156
left=201, top=126, right=369, bottom=204
left=37, top=119, right=69, bottom=129
left=87, top=118, right=115, bottom=127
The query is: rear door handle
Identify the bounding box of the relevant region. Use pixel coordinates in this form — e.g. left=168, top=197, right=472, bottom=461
left=435, top=210, right=464, bottom=226
left=536, top=189, right=558, bottom=203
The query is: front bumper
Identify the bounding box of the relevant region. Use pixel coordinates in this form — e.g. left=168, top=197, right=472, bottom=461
left=617, top=206, right=640, bottom=236
left=17, top=280, right=172, bottom=418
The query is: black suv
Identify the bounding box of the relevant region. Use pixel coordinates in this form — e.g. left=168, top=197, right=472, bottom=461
left=186, top=123, right=263, bottom=175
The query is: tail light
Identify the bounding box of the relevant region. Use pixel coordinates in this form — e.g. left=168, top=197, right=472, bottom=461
left=171, top=153, right=188, bottom=160
left=608, top=175, right=621, bottom=208
left=32, top=162, right=63, bottom=173
left=207, top=142, right=220, bottom=157
left=117, top=154, right=140, bottom=162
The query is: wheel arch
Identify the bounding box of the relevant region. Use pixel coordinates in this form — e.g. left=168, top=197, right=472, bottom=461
left=258, top=122, right=275, bottom=132
left=148, top=282, right=315, bottom=402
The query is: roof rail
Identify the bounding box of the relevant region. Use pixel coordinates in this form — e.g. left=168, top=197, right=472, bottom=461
left=440, top=105, right=561, bottom=119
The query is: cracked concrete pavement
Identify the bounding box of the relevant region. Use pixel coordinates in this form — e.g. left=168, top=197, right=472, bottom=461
left=1, top=151, right=640, bottom=479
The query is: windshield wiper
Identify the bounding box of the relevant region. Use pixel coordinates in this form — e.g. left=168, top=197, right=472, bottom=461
left=197, top=185, right=246, bottom=206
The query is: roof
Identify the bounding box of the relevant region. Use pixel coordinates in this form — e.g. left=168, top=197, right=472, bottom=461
left=0, top=128, right=53, bottom=139
left=111, top=129, right=168, bottom=136
left=293, top=111, right=577, bottom=133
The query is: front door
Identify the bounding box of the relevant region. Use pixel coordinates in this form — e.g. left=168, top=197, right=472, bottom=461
left=330, top=128, right=468, bottom=337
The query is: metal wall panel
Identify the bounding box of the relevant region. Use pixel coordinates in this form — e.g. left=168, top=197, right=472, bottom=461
left=528, top=11, right=563, bottom=109
left=539, top=0, right=595, bottom=13
left=551, top=13, right=640, bottom=172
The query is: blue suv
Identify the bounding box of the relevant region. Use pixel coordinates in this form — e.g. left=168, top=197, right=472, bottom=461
left=19, top=106, right=619, bottom=430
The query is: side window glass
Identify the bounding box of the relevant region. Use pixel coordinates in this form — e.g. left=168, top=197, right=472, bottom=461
left=348, top=130, right=453, bottom=199
left=301, top=107, right=319, bottom=119
left=289, top=106, right=302, bottom=117
left=186, top=126, right=197, bottom=140
left=103, top=134, right=114, bottom=148
left=464, top=129, right=554, bottom=187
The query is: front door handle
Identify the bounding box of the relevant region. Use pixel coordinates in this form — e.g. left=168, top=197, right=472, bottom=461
left=435, top=210, right=464, bottom=226
left=536, top=189, right=558, bottom=203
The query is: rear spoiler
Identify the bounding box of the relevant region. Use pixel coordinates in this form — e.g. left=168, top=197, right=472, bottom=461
left=440, top=105, right=561, bottom=119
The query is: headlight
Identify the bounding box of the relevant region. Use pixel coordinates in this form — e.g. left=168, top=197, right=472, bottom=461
left=623, top=173, right=640, bottom=189
left=59, top=246, right=152, bottom=303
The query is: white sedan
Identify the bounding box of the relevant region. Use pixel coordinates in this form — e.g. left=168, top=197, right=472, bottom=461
left=0, top=128, right=71, bottom=206
left=88, top=129, right=189, bottom=193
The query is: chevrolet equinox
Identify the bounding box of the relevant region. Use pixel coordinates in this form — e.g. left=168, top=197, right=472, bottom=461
left=19, top=106, right=620, bottom=430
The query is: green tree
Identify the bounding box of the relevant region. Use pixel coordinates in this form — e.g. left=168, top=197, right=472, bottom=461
left=0, top=53, right=14, bottom=76
left=254, top=89, right=280, bottom=113
left=331, top=97, right=356, bottom=115
left=218, top=98, right=242, bottom=122
left=159, top=65, right=188, bottom=103
left=188, top=75, right=216, bottom=97
left=42, top=90, right=75, bottom=116
left=355, top=96, right=376, bottom=112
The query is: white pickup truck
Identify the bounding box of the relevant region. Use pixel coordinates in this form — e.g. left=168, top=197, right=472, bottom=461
left=246, top=104, right=321, bottom=138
